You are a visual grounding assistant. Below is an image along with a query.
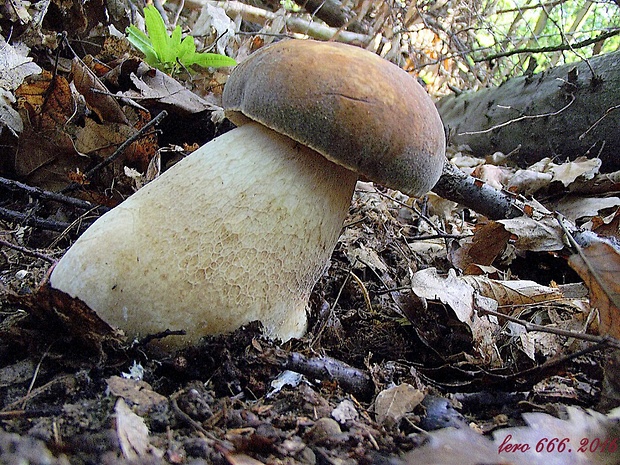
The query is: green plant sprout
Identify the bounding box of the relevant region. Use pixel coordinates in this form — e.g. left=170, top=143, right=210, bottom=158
left=126, top=5, right=236, bottom=75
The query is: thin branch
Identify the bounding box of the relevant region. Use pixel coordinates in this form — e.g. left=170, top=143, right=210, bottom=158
left=0, top=206, right=83, bottom=233
left=60, top=110, right=168, bottom=194
left=579, top=103, right=620, bottom=140
left=0, top=238, right=55, bottom=263
left=475, top=28, right=620, bottom=62
left=0, top=176, right=109, bottom=213
left=481, top=307, right=620, bottom=350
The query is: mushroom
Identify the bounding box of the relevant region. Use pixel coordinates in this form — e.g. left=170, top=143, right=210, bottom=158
left=49, top=39, right=446, bottom=347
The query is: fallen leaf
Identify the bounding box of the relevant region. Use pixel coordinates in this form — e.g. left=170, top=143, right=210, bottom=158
left=72, top=56, right=129, bottom=125
left=332, top=399, right=359, bottom=424
left=461, top=275, right=563, bottom=306
left=114, top=398, right=152, bottom=460
left=0, top=35, right=42, bottom=92
left=374, top=383, right=424, bottom=427
left=498, top=215, right=565, bottom=252
left=550, top=196, right=620, bottom=223
left=106, top=376, right=167, bottom=415
left=123, top=60, right=218, bottom=114
left=448, top=221, right=512, bottom=271
left=507, top=169, right=553, bottom=195
left=549, top=157, right=601, bottom=187
left=403, top=407, right=620, bottom=465
left=410, top=268, right=475, bottom=324
left=567, top=234, right=620, bottom=338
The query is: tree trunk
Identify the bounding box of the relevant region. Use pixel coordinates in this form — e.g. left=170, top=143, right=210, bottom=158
left=437, top=51, right=620, bottom=172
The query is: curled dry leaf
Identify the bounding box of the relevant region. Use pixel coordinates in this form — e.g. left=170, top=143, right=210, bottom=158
left=498, top=215, right=565, bottom=252
left=114, top=398, right=163, bottom=460
left=106, top=376, right=168, bottom=415
left=448, top=221, right=512, bottom=271
left=71, top=57, right=129, bottom=125
left=567, top=234, right=620, bottom=338
left=374, top=383, right=424, bottom=427
left=461, top=275, right=563, bottom=306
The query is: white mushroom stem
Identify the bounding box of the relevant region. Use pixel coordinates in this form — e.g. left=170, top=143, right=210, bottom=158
left=49, top=123, right=359, bottom=346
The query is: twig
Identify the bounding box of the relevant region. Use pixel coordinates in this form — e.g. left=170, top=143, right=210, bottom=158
left=185, top=0, right=372, bottom=45
left=0, top=238, right=55, bottom=263
left=60, top=110, right=168, bottom=194
left=0, top=176, right=109, bottom=212
left=285, top=352, right=375, bottom=399
left=0, top=206, right=85, bottom=233
left=480, top=307, right=620, bottom=350
left=476, top=29, right=620, bottom=62
left=433, top=162, right=526, bottom=220
left=579, top=104, right=620, bottom=140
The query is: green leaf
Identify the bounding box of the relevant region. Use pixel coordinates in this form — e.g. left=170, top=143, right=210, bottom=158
left=125, top=4, right=237, bottom=74
left=143, top=5, right=170, bottom=62
left=177, top=36, right=196, bottom=61
left=187, top=52, right=237, bottom=69
left=126, top=25, right=159, bottom=65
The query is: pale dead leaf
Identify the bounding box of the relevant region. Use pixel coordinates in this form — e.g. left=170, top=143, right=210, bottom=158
left=410, top=268, right=474, bottom=324
left=114, top=397, right=151, bottom=460
left=332, top=399, right=359, bottom=424
left=567, top=234, right=620, bottom=338
left=470, top=164, right=511, bottom=190
left=549, top=157, right=601, bottom=187
left=0, top=35, right=42, bottom=92
left=550, top=196, right=620, bottom=223
left=374, top=383, right=424, bottom=427
left=461, top=275, right=563, bottom=306
left=403, top=407, right=620, bottom=465
left=498, top=215, right=565, bottom=252
left=224, top=453, right=267, bottom=465
left=507, top=169, right=554, bottom=195
left=344, top=243, right=388, bottom=272
left=107, top=376, right=167, bottom=416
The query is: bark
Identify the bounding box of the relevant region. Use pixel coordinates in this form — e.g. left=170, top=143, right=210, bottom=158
left=437, top=50, right=620, bottom=172
left=433, top=162, right=525, bottom=220
left=293, top=0, right=352, bottom=28
left=186, top=0, right=371, bottom=45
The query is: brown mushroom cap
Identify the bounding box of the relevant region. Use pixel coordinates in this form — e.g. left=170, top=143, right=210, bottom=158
left=223, top=39, right=446, bottom=196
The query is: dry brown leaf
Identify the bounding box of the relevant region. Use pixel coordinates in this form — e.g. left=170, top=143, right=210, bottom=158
left=567, top=235, right=620, bottom=338
left=72, top=56, right=129, bottom=125
left=590, top=208, right=620, bottom=242
left=123, top=61, right=218, bottom=114
left=374, top=383, right=424, bottom=427
left=448, top=221, right=511, bottom=271
left=13, top=71, right=86, bottom=188
left=106, top=376, right=167, bottom=415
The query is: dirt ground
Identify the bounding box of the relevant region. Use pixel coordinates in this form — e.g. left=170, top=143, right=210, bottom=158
left=0, top=181, right=610, bottom=464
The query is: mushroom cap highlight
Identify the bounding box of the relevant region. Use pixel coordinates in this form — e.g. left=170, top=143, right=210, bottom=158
left=223, top=39, right=446, bottom=196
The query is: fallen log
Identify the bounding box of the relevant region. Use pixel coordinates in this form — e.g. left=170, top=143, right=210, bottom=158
left=437, top=50, right=620, bottom=172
